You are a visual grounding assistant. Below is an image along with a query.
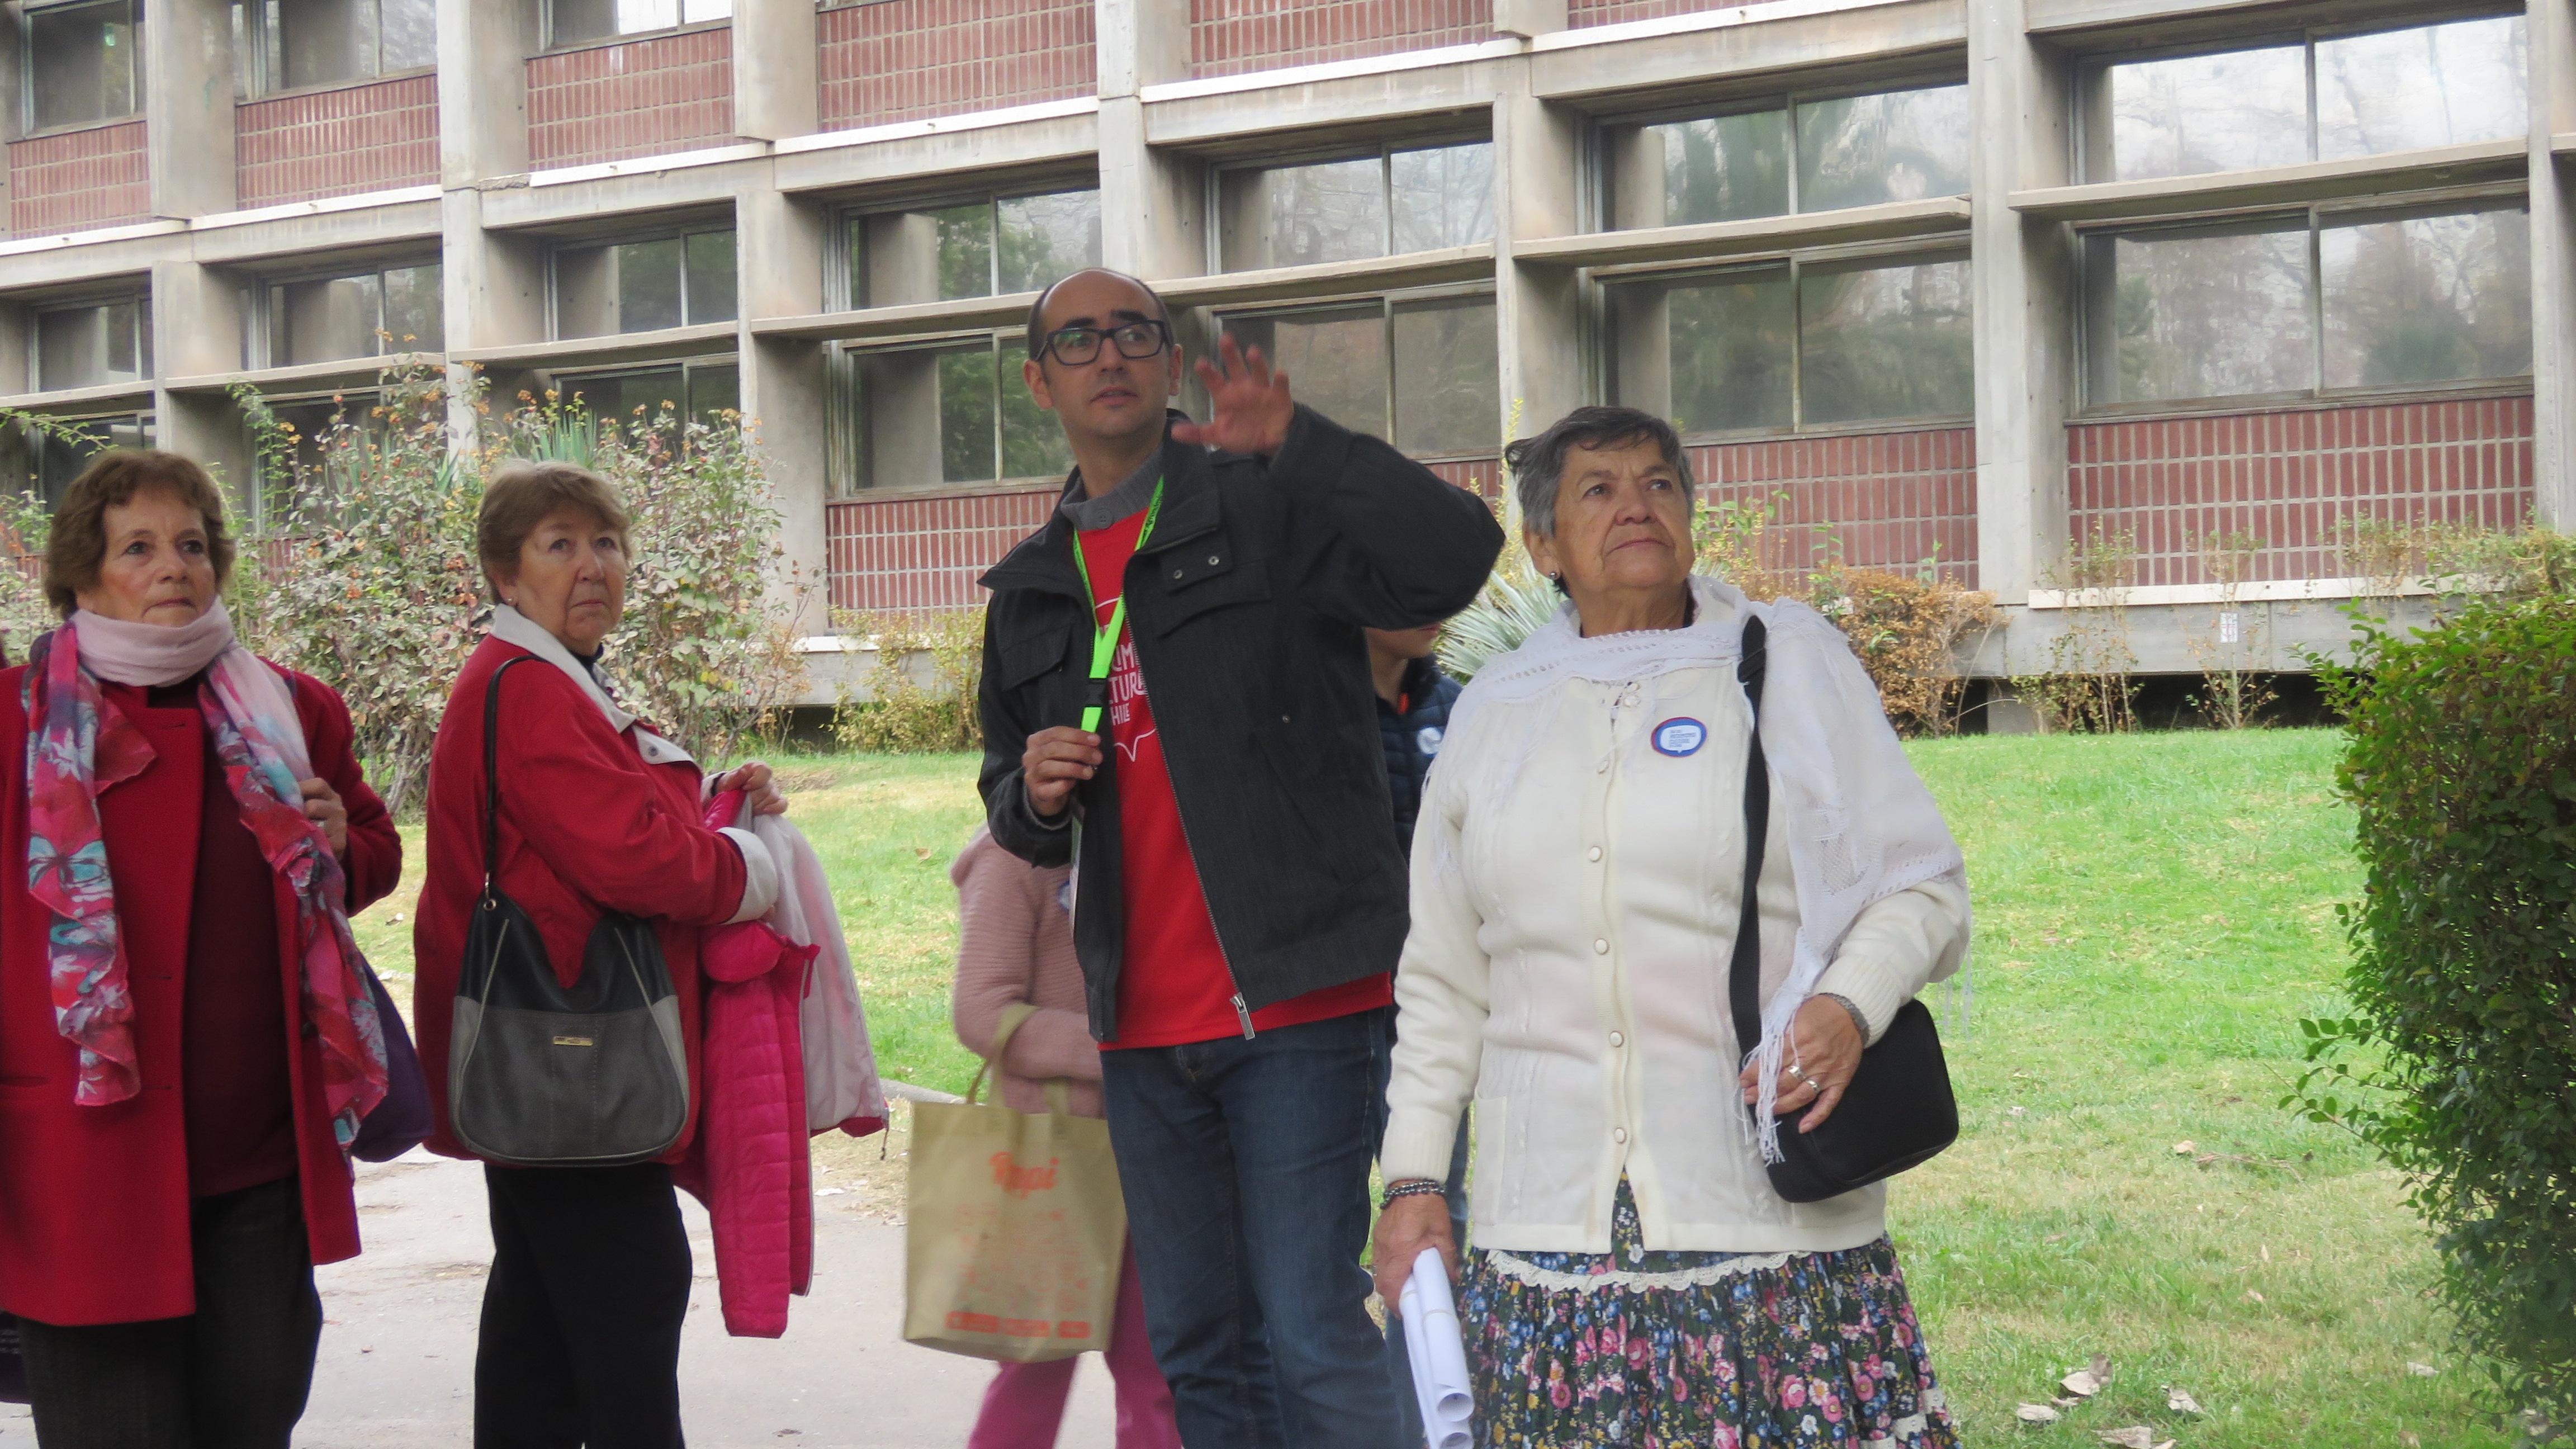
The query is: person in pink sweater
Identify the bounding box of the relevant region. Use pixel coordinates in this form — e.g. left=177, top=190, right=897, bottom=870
left=950, top=827, right=1181, bottom=1449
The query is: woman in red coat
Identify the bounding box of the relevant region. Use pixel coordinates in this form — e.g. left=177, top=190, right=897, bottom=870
left=411, top=460, right=785, bottom=1449
left=0, top=451, right=401, bottom=1448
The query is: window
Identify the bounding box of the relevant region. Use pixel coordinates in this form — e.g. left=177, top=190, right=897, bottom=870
left=2088, top=16, right=2527, bottom=183
left=1611, top=84, right=1968, bottom=230
left=10, top=414, right=153, bottom=510
left=840, top=338, right=1067, bottom=493
left=1218, top=295, right=1500, bottom=456
left=264, top=263, right=442, bottom=366
left=553, top=230, right=737, bottom=339
left=234, top=0, right=437, bottom=96
left=847, top=189, right=1102, bottom=309
left=26, top=1, right=140, bottom=131
left=35, top=297, right=151, bottom=392
left=549, top=0, right=731, bottom=47
left=557, top=361, right=740, bottom=444
left=255, top=394, right=380, bottom=515
left=2082, top=203, right=2530, bottom=407
left=1217, top=142, right=1495, bottom=271
left=1608, top=256, right=1972, bottom=435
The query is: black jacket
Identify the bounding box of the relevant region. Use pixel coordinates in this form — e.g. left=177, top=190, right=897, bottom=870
left=975, top=408, right=1504, bottom=1042
left=1378, top=655, right=1462, bottom=860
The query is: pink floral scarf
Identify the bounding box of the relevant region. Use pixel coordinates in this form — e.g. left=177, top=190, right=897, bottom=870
left=23, top=603, right=389, bottom=1147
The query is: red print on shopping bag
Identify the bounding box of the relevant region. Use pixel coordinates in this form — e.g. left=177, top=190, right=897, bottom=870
left=989, top=1152, right=1060, bottom=1198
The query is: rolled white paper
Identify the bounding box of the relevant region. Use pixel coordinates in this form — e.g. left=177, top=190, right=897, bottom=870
left=1398, top=1247, right=1474, bottom=1448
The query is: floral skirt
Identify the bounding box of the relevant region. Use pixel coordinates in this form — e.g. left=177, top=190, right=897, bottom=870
left=1456, top=1181, right=1955, bottom=1448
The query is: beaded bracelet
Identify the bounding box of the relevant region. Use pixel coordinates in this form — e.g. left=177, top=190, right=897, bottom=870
left=1380, top=1178, right=1447, bottom=1209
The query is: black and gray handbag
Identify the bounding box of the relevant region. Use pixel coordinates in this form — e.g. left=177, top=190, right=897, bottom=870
left=1729, top=615, right=1959, bottom=1204
left=448, top=655, right=690, bottom=1167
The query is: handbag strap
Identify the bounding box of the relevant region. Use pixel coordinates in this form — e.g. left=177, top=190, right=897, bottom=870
left=1726, top=615, right=1770, bottom=1064
left=964, top=1002, right=1074, bottom=1113
left=481, top=655, right=538, bottom=887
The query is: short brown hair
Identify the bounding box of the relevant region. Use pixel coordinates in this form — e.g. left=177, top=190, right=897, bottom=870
left=477, top=460, right=633, bottom=601
left=43, top=450, right=238, bottom=618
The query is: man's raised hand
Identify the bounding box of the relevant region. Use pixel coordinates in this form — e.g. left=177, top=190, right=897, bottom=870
left=1171, top=334, right=1294, bottom=456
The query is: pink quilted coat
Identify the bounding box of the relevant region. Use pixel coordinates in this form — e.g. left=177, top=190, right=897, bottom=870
left=675, top=790, right=883, bottom=1338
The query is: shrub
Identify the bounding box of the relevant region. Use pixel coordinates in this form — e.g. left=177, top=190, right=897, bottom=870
left=2013, top=527, right=2139, bottom=734
left=830, top=611, right=983, bottom=754
left=2294, top=596, right=2576, bottom=1429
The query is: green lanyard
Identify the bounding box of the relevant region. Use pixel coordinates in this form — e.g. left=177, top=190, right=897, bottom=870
left=1069, top=479, right=1166, bottom=735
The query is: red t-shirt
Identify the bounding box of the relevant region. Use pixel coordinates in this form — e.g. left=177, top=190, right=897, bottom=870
left=1076, top=510, right=1391, bottom=1050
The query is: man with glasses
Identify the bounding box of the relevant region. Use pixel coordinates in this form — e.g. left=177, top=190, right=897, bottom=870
left=975, top=268, right=1502, bottom=1447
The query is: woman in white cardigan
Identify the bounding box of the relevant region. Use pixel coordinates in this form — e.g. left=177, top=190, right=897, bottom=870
left=1370, top=406, right=1970, bottom=1448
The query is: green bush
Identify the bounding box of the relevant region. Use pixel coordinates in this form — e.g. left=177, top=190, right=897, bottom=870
left=2296, top=596, right=2576, bottom=1432
left=830, top=611, right=982, bottom=754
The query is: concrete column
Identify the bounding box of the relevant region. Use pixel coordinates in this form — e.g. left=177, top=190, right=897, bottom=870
left=1494, top=81, right=1584, bottom=473
left=1966, top=0, right=2077, bottom=604
left=441, top=0, right=532, bottom=186
left=1097, top=98, right=1202, bottom=279
left=1494, top=0, right=1567, bottom=39
left=1101, top=0, right=1190, bottom=98
left=144, top=0, right=236, bottom=219
left=150, top=260, right=252, bottom=504
left=732, top=0, right=818, bottom=143
left=738, top=181, right=832, bottom=632
left=2528, top=0, right=2576, bottom=530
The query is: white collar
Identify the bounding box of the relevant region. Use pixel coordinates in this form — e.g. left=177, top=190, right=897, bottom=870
left=488, top=604, right=694, bottom=768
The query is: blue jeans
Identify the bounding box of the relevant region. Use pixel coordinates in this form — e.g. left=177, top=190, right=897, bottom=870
left=1100, top=1007, right=1404, bottom=1449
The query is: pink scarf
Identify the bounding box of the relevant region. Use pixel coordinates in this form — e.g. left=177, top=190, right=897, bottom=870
left=23, top=602, right=389, bottom=1147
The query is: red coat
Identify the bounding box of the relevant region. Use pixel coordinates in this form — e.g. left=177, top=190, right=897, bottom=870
left=412, top=635, right=750, bottom=1164
left=0, top=664, right=400, bottom=1327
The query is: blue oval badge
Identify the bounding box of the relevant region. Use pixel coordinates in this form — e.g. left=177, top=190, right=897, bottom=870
left=1652, top=717, right=1707, bottom=757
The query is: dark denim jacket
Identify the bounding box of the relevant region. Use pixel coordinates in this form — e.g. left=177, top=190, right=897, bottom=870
left=1379, top=655, right=1462, bottom=860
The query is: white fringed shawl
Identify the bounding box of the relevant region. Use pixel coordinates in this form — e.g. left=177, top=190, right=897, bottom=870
left=1444, top=575, right=1969, bottom=1162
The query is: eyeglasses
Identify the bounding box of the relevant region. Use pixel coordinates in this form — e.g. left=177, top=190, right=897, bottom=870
left=1038, top=320, right=1171, bottom=367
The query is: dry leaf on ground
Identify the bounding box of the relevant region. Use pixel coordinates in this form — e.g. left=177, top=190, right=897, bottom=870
left=2401, top=1433, right=2422, bottom=1447
left=2062, top=1353, right=2113, bottom=1398
left=2165, top=1386, right=2205, bottom=1415
left=2407, top=1361, right=2440, bottom=1377
left=2172, top=1140, right=2196, bottom=1155
left=2014, top=1404, right=2062, bottom=1425
left=2094, top=1429, right=2161, bottom=1449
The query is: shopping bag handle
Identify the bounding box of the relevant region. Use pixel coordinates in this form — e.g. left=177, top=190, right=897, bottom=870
left=964, top=1002, right=1076, bottom=1114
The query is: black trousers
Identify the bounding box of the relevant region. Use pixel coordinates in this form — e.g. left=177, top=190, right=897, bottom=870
left=17, top=1177, right=321, bottom=1449
left=476, top=1162, right=693, bottom=1449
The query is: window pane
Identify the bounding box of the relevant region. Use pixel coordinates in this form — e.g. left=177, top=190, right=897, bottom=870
left=273, top=274, right=384, bottom=365
left=684, top=230, right=737, bottom=324
left=1798, top=258, right=1974, bottom=426
left=1001, top=362, right=1073, bottom=482
left=1223, top=306, right=1388, bottom=435
left=34, top=414, right=150, bottom=509
left=1390, top=143, right=1495, bottom=253
left=1628, top=110, right=1791, bottom=228
left=937, top=348, right=999, bottom=484
left=996, top=191, right=1104, bottom=295
left=853, top=344, right=997, bottom=489
left=567, top=367, right=686, bottom=433
left=380, top=0, right=439, bottom=70
left=37, top=301, right=144, bottom=391
left=1218, top=157, right=1389, bottom=271
left=1391, top=297, right=1498, bottom=455
left=2085, top=225, right=2313, bottom=405
left=686, top=363, right=739, bottom=430
left=260, top=396, right=372, bottom=514
left=551, top=0, right=679, bottom=44
left=2321, top=207, right=2531, bottom=389
left=2317, top=17, right=2529, bottom=161
left=926, top=203, right=996, bottom=301
left=382, top=263, right=443, bottom=351
left=557, top=238, right=684, bottom=336
left=1794, top=84, right=1971, bottom=212
left=277, top=0, right=374, bottom=88
left=2101, top=45, right=2308, bottom=181
left=681, top=0, right=731, bottom=21
left=1610, top=270, right=1793, bottom=435
left=31, top=2, right=138, bottom=130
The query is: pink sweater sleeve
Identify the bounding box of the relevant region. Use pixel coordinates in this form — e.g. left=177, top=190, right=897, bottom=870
left=951, top=838, right=1101, bottom=1085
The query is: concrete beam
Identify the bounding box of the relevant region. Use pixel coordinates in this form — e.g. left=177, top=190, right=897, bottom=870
left=772, top=112, right=1102, bottom=198
left=162, top=353, right=449, bottom=396
left=442, top=0, right=531, bottom=186
left=2024, top=0, right=2471, bottom=46
left=752, top=294, right=1039, bottom=346
left=1155, top=245, right=1497, bottom=309
left=732, top=1, right=818, bottom=143
left=187, top=201, right=447, bottom=267
left=456, top=321, right=741, bottom=371
left=2532, top=0, right=2576, bottom=531
left=1530, top=0, right=1964, bottom=105
left=1142, top=59, right=1509, bottom=154
left=1972, top=594, right=2436, bottom=676
left=0, top=381, right=157, bottom=414
left=482, top=170, right=753, bottom=233
left=1514, top=197, right=1972, bottom=269
left=2009, top=139, right=2530, bottom=223
left=144, top=0, right=236, bottom=220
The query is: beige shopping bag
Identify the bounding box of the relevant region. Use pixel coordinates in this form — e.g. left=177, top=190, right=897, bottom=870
left=902, top=1004, right=1128, bottom=1362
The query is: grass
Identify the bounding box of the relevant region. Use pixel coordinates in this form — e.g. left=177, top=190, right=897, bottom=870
left=348, top=730, right=2506, bottom=1446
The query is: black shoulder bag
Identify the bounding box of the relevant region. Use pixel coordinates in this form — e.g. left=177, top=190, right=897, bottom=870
left=448, top=655, right=691, bottom=1167
left=1729, top=615, right=1959, bottom=1204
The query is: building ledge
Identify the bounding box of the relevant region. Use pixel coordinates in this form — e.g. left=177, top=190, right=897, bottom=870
left=2027, top=576, right=2428, bottom=609
left=2555, top=131, right=2576, bottom=159
left=779, top=97, right=1100, bottom=157
left=1517, top=197, right=1969, bottom=271
left=1139, top=40, right=1526, bottom=106
left=456, top=324, right=738, bottom=372
left=0, top=380, right=155, bottom=414
left=528, top=142, right=773, bottom=190
left=2008, top=138, right=2527, bottom=225
left=751, top=293, right=1037, bottom=345
left=1158, top=245, right=1497, bottom=309
left=163, top=353, right=446, bottom=396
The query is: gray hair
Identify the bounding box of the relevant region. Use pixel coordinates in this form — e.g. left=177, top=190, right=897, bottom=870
left=1504, top=406, right=1696, bottom=539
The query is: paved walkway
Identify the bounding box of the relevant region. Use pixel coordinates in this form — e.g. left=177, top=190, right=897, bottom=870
left=0, top=1150, right=1119, bottom=1448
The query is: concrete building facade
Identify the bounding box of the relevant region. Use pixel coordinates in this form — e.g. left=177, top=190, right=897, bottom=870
left=0, top=0, right=2564, bottom=680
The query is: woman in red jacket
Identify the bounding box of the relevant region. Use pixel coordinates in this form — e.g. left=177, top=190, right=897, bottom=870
left=0, top=451, right=401, bottom=1448
left=411, top=460, right=784, bottom=1449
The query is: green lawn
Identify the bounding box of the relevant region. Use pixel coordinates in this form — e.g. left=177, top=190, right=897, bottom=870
left=351, top=730, right=2502, bottom=1445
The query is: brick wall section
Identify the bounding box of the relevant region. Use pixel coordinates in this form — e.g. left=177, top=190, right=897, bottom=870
left=1190, top=0, right=1491, bottom=79
left=236, top=74, right=439, bottom=209
left=2064, top=395, right=2537, bottom=586
left=818, top=0, right=1095, bottom=131
left=1569, top=0, right=1729, bottom=25
left=1689, top=427, right=1980, bottom=587
left=527, top=28, right=734, bottom=169
left=8, top=122, right=150, bottom=238
left=827, top=487, right=1059, bottom=615
left=1426, top=457, right=1503, bottom=501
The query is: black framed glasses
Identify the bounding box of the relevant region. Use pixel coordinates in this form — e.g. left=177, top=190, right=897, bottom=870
left=1038, top=319, right=1171, bottom=366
